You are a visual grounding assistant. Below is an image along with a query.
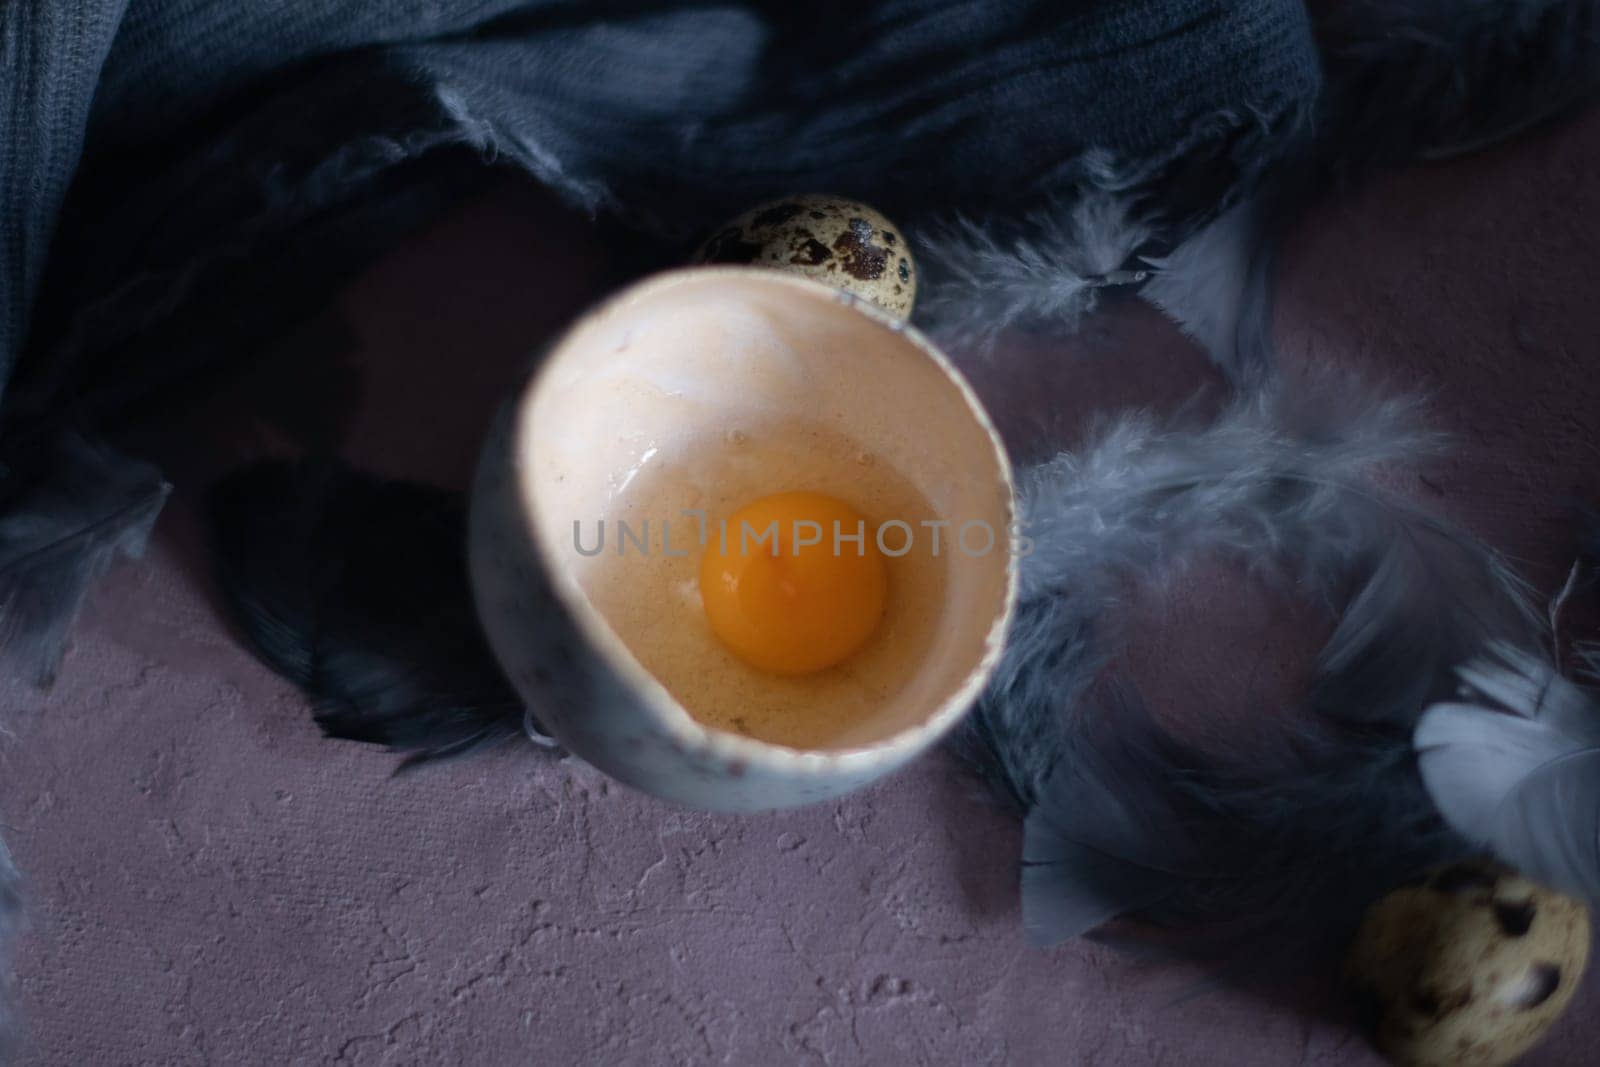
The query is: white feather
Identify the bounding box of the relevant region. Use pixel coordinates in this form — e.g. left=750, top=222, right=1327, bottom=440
left=1417, top=646, right=1600, bottom=903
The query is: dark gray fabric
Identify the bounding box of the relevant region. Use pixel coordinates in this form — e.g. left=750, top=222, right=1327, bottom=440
left=0, top=0, right=1325, bottom=690
left=0, top=0, right=129, bottom=389
left=5, top=0, right=1323, bottom=418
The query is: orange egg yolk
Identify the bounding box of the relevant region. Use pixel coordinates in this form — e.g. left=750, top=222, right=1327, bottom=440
left=698, top=492, right=889, bottom=675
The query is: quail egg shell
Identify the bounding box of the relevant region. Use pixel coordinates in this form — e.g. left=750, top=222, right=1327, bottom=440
left=694, top=195, right=917, bottom=319
left=1347, top=861, right=1591, bottom=1067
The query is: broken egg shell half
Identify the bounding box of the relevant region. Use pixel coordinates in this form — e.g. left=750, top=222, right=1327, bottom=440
left=468, top=267, right=1015, bottom=811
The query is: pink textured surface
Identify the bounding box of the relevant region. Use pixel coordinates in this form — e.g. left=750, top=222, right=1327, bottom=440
left=3, top=108, right=1599, bottom=1064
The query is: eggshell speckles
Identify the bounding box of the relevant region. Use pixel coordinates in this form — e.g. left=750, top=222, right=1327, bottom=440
left=694, top=195, right=917, bottom=318
left=1347, top=862, right=1591, bottom=1067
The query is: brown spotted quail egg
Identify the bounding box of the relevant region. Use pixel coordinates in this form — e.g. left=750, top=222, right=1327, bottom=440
left=694, top=195, right=917, bottom=318
left=1346, top=861, right=1591, bottom=1066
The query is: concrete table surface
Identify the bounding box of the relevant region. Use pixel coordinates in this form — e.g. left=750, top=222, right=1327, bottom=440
left=3, top=106, right=1598, bottom=1065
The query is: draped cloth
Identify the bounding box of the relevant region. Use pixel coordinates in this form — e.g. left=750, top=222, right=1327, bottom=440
left=0, top=0, right=1323, bottom=682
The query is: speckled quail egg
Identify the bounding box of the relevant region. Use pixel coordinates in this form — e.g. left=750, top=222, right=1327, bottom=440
left=1346, top=861, right=1591, bottom=1067
left=693, top=195, right=917, bottom=318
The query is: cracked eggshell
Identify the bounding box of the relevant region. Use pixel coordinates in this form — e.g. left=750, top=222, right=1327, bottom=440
left=1347, top=862, right=1591, bottom=1067
left=468, top=267, right=1014, bottom=811
left=694, top=195, right=917, bottom=319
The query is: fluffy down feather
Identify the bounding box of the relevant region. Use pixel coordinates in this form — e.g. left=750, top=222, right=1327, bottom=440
left=914, top=153, right=1153, bottom=351
left=918, top=1, right=1600, bottom=369
left=0, top=430, right=169, bottom=684
left=963, top=380, right=1540, bottom=954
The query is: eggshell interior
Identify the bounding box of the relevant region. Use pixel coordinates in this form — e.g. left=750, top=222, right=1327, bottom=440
left=520, top=270, right=1013, bottom=752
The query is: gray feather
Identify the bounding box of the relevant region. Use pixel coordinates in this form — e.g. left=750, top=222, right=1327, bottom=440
left=1017, top=686, right=1463, bottom=953
left=1417, top=646, right=1600, bottom=904
left=971, top=380, right=1441, bottom=808
left=962, top=380, right=1539, bottom=951
left=1019, top=691, right=1216, bottom=944
left=1022, top=837, right=1174, bottom=947
left=923, top=0, right=1600, bottom=371
left=1138, top=200, right=1268, bottom=383
left=914, top=153, right=1152, bottom=352
left=0, top=431, right=170, bottom=684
